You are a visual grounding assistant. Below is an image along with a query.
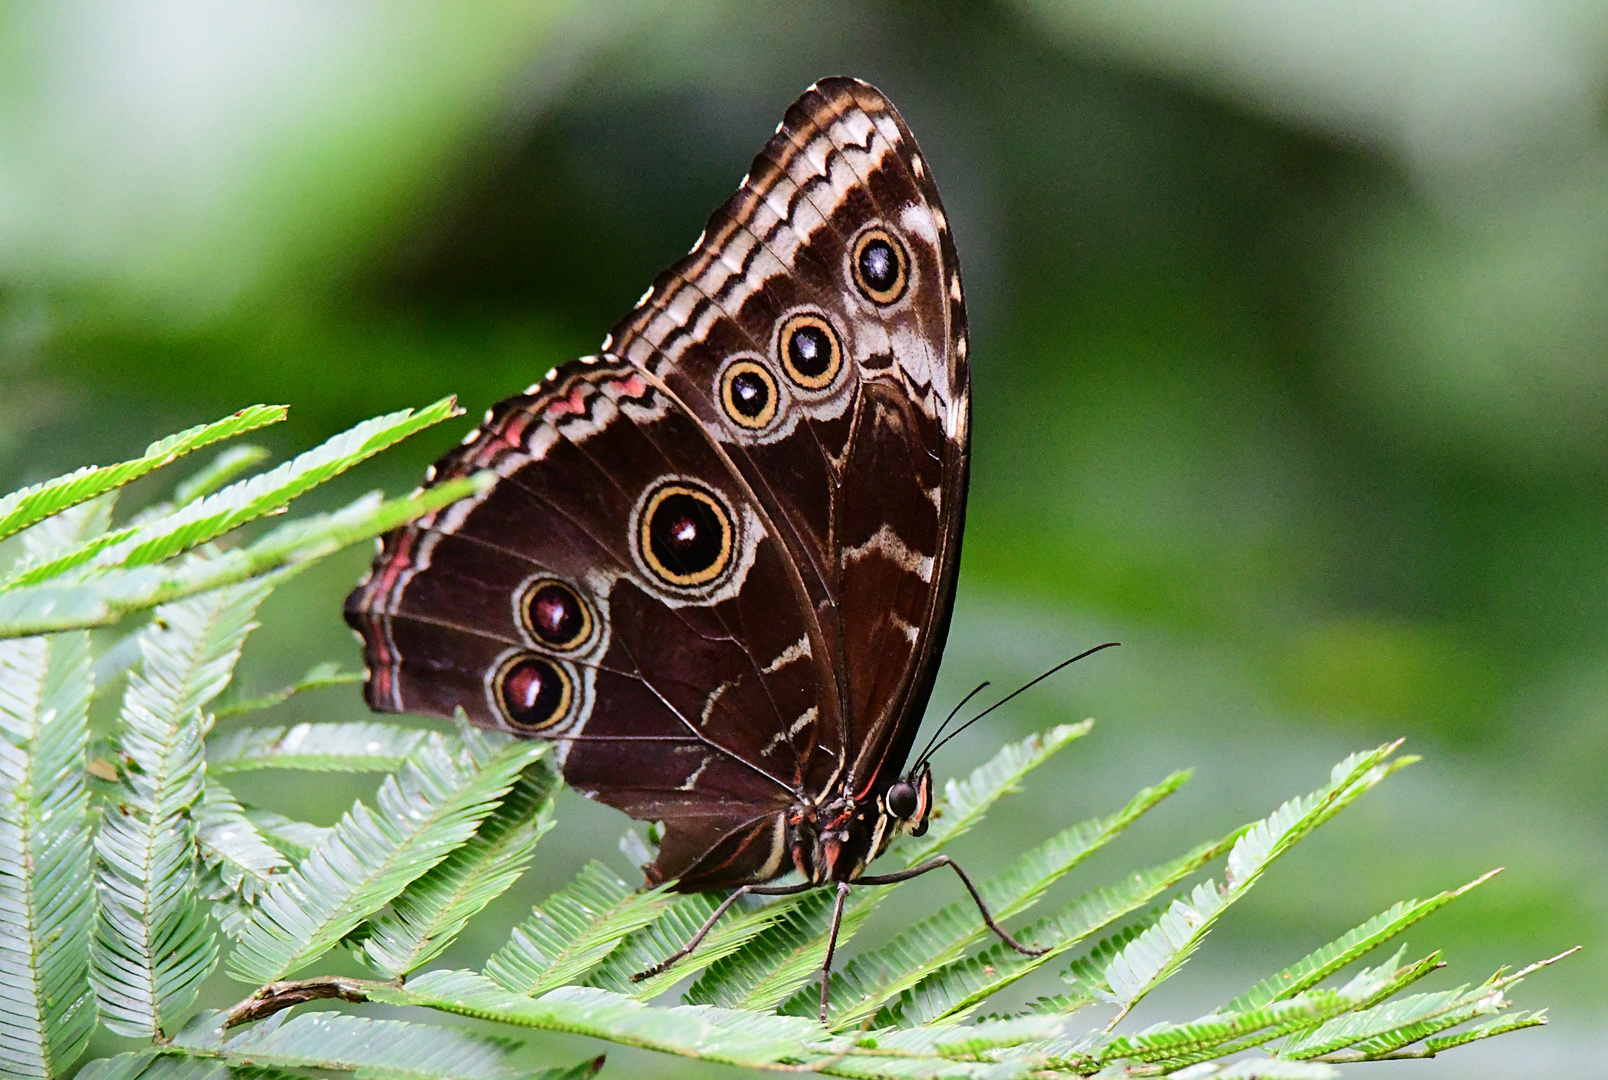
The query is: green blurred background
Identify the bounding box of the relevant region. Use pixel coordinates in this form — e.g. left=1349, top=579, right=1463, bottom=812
left=3, top=2, right=1605, bottom=1075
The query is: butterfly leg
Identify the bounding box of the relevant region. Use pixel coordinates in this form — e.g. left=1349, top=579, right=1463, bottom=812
left=857, top=855, right=1048, bottom=957
left=632, top=879, right=815, bottom=982
left=818, top=881, right=851, bottom=1025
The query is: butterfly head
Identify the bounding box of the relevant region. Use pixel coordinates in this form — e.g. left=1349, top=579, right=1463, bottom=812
left=883, top=762, right=934, bottom=839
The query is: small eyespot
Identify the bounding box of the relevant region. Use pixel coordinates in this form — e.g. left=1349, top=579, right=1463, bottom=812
left=519, top=578, right=592, bottom=652
left=494, top=654, right=572, bottom=732
left=851, top=227, right=908, bottom=305
left=777, top=313, right=843, bottom=391
left=719, top=360, right=779, bottom=429
left=637, top=481, right=734, bottom=588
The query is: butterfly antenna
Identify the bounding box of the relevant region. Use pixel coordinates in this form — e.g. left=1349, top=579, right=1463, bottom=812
left=913, top=680, right=992, bottom=768
left=916, top=642, right=1120, bottom=768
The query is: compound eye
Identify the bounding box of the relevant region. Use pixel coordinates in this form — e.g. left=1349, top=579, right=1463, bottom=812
left=886, top=780, right=919, bottom=820
left=495, top=655, right=572, bottom=732
left=521, top=579, right=591, bottom=651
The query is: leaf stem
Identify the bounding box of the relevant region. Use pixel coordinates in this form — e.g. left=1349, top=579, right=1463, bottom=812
left=221, top=976, right=383, bottom=1028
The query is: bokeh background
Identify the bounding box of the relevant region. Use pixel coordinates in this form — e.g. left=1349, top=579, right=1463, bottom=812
left=3, top=2, right=1605, bottom=1075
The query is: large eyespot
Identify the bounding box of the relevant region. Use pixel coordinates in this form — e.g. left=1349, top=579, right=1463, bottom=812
left=719, top=360, right=778, bottom=429
left=852, top=227, right=908, bottom=304
left=637, top=481, right=733, bottom=587
left=519, top=578, right=592, bottom=652
left=494, top=654, right=572, bottom=732
left=778, top=313, right=843, bottom=390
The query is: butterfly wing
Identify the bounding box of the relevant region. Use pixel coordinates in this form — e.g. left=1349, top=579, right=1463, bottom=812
left=346, top=358, right=826, bottom=889
left=346, top=78, right=968, bottom=889
left=606, top=77, right=970, bottom=806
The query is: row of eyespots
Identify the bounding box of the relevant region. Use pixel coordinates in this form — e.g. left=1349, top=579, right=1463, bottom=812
left=492, top=477, right=737, bottom=731
left=713, top=225, right=910, bottom=432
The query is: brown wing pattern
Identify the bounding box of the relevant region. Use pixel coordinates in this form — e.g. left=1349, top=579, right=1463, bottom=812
left=346, top=78, right=968, bottom=890
left=347, top=358, right=821, bottom=887
left=605, top=78, right=970, bottom=804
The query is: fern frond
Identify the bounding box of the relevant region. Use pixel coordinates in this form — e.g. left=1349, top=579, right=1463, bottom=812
left=359, top=757, right=560, bottom=977
left=1073, top=742, right=1410, bottom=1022
left=0, top=474, right=490, bottom=639
left=812, top=770, right=1189, bottom=1029
left=239, top=808, right=331, bottom=862
left=379, top=972, right=1062, bottom=1077
left=172, top=446, right=271, bottom=508
left=0, top=630, right=97, bottom=1079
left=1282, top=982, right=1490, bottom=1059
left=196, top=780, right=289, bottom=902
left=168, top=1008, right=565, bottom=1080
left=211, top=663, right=363, bottom=720
left=682, top=721, right=1092, bottom=1010
left=584, top=886, right=791, bottom=1001
left=92, top=577, right=276, bottom=1038
left=0, top=406, right=284, bottom=547
left=227, top=731, right=544, bottom=983
left=1225, top=870, right=1498, bottom=1013
left=378, top=972, right=831, bottom=1067
left=1419, top=1010, right=1547, bottom=1054
left=207, top=720, right=429, bottom=772
left=889, top=832, right=1238, bottom=1027
left=484, top=862, right=673, bottom=996
left=45, top=399, right=458, bottom=586
left=1085, top=990, right=1354, bottom=1066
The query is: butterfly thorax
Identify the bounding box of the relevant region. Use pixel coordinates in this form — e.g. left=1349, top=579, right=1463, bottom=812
left=790, top=764, right=933, bottom=883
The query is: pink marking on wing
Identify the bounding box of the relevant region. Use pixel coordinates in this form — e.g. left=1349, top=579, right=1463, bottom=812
left=502, top=411, right=532, bottom=448
left=618, top=374, right=647, bottom=398
left=546, top=385, right=590, bottom=419
left=370, top=530, right=420, bottom=605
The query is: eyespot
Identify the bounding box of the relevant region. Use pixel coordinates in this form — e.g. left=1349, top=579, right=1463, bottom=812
left=637, top=481, right=734, bottom=588
left=885, top=780, right=919, bottom=819
left=519, top=578, right=592, bottom=652
left=851, top=227, right=908, bottom=304
left=719, top=360, right=778, bottom=429
left=494, top=654, right=572, bottom=732
left=777, top=313, right=843, bottom=390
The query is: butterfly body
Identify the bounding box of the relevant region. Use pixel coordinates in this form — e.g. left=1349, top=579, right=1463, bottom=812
left=345, top=79, right=1028, bottom=1017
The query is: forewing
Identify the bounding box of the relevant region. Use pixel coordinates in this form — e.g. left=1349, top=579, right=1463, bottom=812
left=605, top=77, right=970, bottom=802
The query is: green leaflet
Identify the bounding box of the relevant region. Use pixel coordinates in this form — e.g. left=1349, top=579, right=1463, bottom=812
left=27, top=399, right=457, bottom=585
left=210, top=662, right=363, bottom=720
left=887, top=833, right=1237, bottom=1027
left=359, top=757, right=561, bottom=977
left=484, top=860, right=674, bottom=996
left=77, top=1010, right=603, bottom=1080
left=195, top=779, right=289, bottom=903
left=0, top=476, right=491, bottom=639
left=810, top=770, right=1189, bottom=1029
left=207, top=720, right=429, bottom=772
left=1082, top=743, right=1413, bottom=1020
left=0, top=629, right=97, bottom=1079
left=227, top=731, right=545, bottom=983
left=92, top=577, right=277, bottom=1038
left=0, top=406, right=284, bottom=547
left=1225, top=870, right=1500, bottom=1013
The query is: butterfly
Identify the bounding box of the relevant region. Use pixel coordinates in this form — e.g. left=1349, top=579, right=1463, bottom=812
left=344, top=76, right=1046, bottom=1022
